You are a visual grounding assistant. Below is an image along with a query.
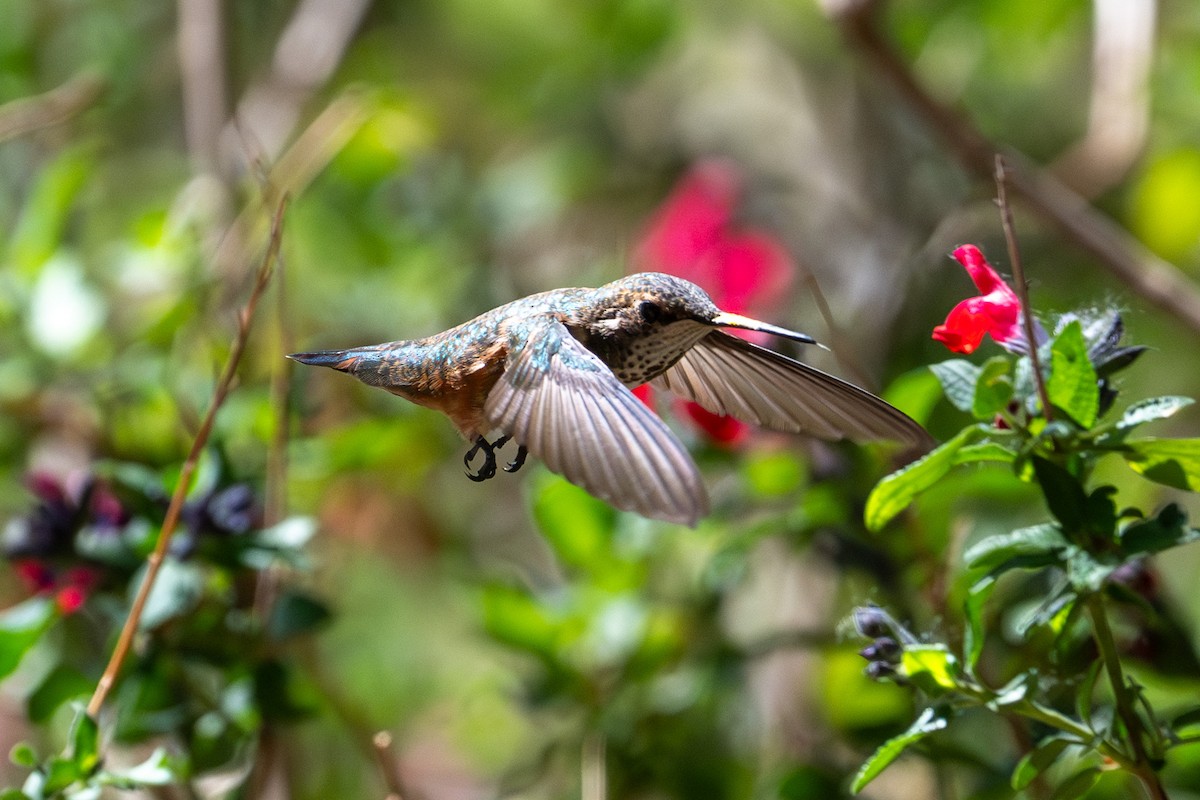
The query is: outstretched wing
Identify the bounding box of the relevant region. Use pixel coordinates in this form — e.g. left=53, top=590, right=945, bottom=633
left=652, top=331, right=931, bottom=446
left=484, top=318, right=708, bottom=526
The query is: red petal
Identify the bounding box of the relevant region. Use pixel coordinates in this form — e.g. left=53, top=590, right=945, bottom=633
left=680, top=401, right=749, bottom=448
left=56, top=585, right=87, bottom=614
left=711, top=231, right=793, bottom=314
left=634, top=160, right=741, bottom=277
left=932, top=302, right=990, bottom=354
left=631, top=384, right=656, bottom=410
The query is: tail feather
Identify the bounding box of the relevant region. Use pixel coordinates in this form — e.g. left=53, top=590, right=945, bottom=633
left=287, top=350, right=361, bottom=371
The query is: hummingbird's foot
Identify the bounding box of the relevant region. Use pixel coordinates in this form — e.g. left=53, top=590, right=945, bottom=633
left=504, top=445, right=528, bottom=474
left=464, top=435, right=512, bottom=482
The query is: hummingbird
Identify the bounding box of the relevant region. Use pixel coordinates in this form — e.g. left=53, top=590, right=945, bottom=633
left=289, top=272, right=930, bottom=526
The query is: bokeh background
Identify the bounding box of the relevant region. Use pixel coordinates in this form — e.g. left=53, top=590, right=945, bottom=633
left=2, top=0, right=1200, bottom=797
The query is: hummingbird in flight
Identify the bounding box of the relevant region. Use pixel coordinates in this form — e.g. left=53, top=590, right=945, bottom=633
left=289, top=272, right=930, bottom=526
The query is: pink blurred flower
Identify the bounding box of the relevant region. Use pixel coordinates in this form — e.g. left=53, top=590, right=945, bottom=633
left=633, top=160, right=796, bottom=446
left=932, top=245, right=1030, bottom=355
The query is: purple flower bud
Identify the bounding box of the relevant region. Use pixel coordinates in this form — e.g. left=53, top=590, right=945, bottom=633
left=859, top=637, right=902, bottom=664
left=852, top=605, right=892, bottom=639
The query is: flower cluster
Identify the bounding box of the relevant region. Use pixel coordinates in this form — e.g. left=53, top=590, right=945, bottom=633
left=633, top=159, right=797, bottom=446
left=3, top=468, right=264, bottom=614
left=2, top=474, right=124, bottom=613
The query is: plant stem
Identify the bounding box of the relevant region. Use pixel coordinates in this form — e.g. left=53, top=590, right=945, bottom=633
left=1085, top=593, right=1170, bottom=800
left=85, top=196, right=288, bottom=718
left=995, top=155, right=1054, bottom=424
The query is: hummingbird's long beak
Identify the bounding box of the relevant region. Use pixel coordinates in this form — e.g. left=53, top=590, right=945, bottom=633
left=710, top=312, right=824, bottom=348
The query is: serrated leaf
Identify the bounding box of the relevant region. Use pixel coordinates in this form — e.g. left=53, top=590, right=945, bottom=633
left=850, top=707, right=949, bottom=793
left=1047, top=321, right=1099, bottom=427
left=865, top=427, right=980, bottom=531
left=972, top=357, right=1013, bottom=420
left=953, top=442, right=1016, bottom=466
left=1012, top=736, right=1075, bottom=790
left=964, top=524, right=1069, bottom=573
left=1118, top=396, right=1194, bottom=431
left=1123, top=438, right=1200, bottom=492
left=930, top=360, right=981, bottom=412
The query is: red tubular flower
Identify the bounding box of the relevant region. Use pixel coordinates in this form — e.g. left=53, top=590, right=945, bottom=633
left=633, top=160, right=796, bottom=446
left=932, top=245, right=1025, bottom=354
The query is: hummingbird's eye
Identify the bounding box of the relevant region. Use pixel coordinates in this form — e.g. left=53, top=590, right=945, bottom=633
left=638, top=300, right=662, bottom=323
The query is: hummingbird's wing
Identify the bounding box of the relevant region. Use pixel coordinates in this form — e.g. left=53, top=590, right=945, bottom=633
left=652, top=331, right=931, bottom=447
left=484, top=319, right=709, bottom=526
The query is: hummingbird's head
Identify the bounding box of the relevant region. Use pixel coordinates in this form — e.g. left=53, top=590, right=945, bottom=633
left=600, top=272, right=818, bottom=346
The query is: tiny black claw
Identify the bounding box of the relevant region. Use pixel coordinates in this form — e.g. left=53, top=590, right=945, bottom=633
left=464, top=435, right=499, bottom=482
left=504, top=445, right=528, bottom=474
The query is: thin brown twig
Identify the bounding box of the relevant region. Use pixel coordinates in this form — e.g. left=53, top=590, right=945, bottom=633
left=994, top=156, right=1053, bottom=422
left=86, top=196, right=289, bottom=719
left=831, top=0, right=1200, bottom=336
left=372, top=731, right=407, bottom=800
left=0, top=71, right=107, bottom=143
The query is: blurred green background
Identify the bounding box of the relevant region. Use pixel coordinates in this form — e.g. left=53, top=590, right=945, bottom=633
left=2, top=0, right=1200, bottom=797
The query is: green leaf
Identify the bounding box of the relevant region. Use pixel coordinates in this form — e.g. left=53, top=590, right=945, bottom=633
left=480, top=584, right=560, bottom=656
left=68, top=708, right=99, bottom=776
left=972, top=356, right=1013, bottom=420
left=1012, top=736, right=1075, bottom=790
left=883, top=367, right=944, bottom=426
left=964, top=524, right=1069, bottom=573
left=1032, top=457, right=1087, bottom=532
left=9, top=742, right=37, bottom=768
left=1123, top=437, right=1200, bottom=492
left=865, top=426, right=980, bottom=531
left=0, top=790, right=30, bottom=800
left=266, top=590, right=333, bottom=641
left=1065, top=548, right=1114, bottom=592
left=1118, top=396, right=1195, bottom=432
left=930, top=360, right=981, bottom=412
left=1075, top=660, right=1103, bottom=730
left=964, top=576, right=995, bottom=673
left=43, top=755, right=81, bottom=793
left=953, top=442, right=1015, bottom=466
left=0, top=598, right=55, bottom=681
left=850, top=707, right=949, bottom=793
left=28, top=665, right=92, bottom=723
left=136, top=558, right=204, bottom=629
left=1049, top=766, right=1101, bottom=800
left=533, top=473, right=619, bottom=575
left=900, top=645, right=959, bottom=695
left=117, top=748, right=175, bottom=786
left=1170, top=706, right=1200, bottom=734
left=1013, top=584, right=1076, bottom=638
left=1118, top=503, right=1196, bottom=556
left=1046, top=321, right=1099, bottom=427
left=8, top=147, right=93, bottom=276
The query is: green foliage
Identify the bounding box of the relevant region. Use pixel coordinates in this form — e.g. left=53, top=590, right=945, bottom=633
left=856, top=305, right=1200, bottom=797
